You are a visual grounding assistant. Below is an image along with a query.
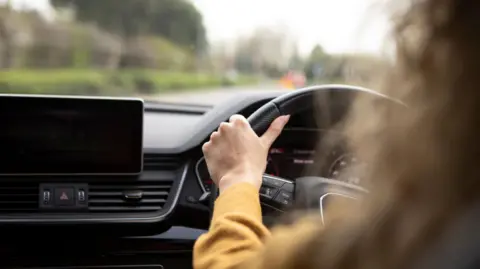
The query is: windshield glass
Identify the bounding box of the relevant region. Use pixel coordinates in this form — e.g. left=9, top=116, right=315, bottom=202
left=0, top=0, right=388, bottom=105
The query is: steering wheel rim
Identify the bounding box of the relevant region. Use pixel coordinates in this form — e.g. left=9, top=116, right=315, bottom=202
left=208, top=84, right=404, bottom=221
left=247, top=84, right=403, bottom=136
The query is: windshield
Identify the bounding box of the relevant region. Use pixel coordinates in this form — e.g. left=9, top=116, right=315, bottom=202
left=0, top=0, right=388, bottom=105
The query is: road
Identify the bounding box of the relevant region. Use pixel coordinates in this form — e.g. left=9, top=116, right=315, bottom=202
left=146, top=84, right=290, bottom=105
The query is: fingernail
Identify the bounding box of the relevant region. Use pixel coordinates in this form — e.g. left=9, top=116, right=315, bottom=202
left=281, top=115, right=291, bottom=123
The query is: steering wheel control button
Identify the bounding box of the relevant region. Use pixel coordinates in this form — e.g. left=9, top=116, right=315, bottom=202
left=277, top=190, right=293, bottom=200
left=54, top=188, right=75, bottom=206
left=260, top=186, right=279, bottom=199
left=263, top=176, right=285, bottom=188
left=282, top=183, right=294, bottom=192
left=274, top=190, right=293, bottom=206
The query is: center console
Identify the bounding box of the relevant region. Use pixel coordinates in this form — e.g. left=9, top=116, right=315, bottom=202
left=0, top=95, right=193, bottom=268
left=0, top=95, right=184, bottom=227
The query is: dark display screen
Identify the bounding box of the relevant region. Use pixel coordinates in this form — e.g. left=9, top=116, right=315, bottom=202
left=0, top=95, right=143, bottom=175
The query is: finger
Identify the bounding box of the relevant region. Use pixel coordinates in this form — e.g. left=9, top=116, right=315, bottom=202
left=260, top=115, right=290, bottom=147
left=210, top=131, right=219, bottom=141
left=218, top=122, right=231, bottom=133
left=202, top=141, right=211, bottom=153
left=229, top=114, right=249, bottom=127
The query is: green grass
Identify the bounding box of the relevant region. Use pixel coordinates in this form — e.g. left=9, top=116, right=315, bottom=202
left=0, top=69, right=259, bottom=96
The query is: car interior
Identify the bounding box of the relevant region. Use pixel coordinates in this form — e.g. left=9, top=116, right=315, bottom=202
left=0, top=85, right=399, bottom=269
left=4, top=0, right=480, bottom=268
left=0, top=83, right=478, bottom=269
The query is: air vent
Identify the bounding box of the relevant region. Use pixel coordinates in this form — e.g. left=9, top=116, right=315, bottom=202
left=88, top=153, right=181, bottom=213
left=88, top=180, right=172, bottom=213
left=143, top=153, right=182, bottom=171
left=0, top=182, right=39, bottom=213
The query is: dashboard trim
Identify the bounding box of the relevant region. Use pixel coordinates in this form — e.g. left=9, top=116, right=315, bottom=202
left=319, top=192, right=359, bottom=225
left=0, top=163, right=189, bottom=224
left=195, top=157, right=208, bottom=194
left=145, top=101, right=211, bottom=115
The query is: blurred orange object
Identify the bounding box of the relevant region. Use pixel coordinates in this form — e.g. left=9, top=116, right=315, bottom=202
left=279, top=77, right=295, bottom=89
left=279, top=71, right=306, bottom=89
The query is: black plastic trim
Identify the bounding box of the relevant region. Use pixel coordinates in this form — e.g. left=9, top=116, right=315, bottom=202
left=0, top=163, right=189, bottom=224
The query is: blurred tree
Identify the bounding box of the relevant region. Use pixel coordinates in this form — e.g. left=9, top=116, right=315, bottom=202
left=150, top=0, right=207, bottom=52
left=0, top=5, right=13, bottom=68
left=309, top=45, right=328, bottom=62
left=233, top=26, right=297, bottom=76
left=304, top=44, right=329, bottom=80
left=288, top=45, right=304, bottom=71
left=234, top=47, right=255, bottom=74
left=122, top=36, right=194, bottom=71
left=0, top=4, right=47, bottom=69
left=50, top=0, right=207, bottom=52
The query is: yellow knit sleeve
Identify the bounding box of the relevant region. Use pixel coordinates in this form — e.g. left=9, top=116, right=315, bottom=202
left=193, top=182, right=271, bottom=269
left=193, top=182, right=323, bottom=269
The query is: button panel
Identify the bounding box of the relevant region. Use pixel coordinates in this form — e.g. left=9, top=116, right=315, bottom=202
left=274, top=190, right=293, bottom=206
left=261, top=175, right=295, bottom=208
left=40, top=184, right=88, bottom=210
left=260, top=186, right=278, bottom=199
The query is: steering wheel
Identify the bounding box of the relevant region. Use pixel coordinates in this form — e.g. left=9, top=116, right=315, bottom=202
left=208, top=84, right=403, bottom=223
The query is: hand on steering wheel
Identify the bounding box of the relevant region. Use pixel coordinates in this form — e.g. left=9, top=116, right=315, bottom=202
left=202, top=114, right=290, bottom=193
left=201, top=85, right=402, bottom=219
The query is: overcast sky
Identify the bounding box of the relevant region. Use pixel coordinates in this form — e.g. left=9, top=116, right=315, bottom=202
left=3, top=0, right=391, bottom=55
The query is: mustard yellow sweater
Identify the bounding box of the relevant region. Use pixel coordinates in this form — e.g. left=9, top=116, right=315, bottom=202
left=193, top=182, right=322, bottom=269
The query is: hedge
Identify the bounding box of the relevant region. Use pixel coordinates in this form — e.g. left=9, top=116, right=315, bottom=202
left=0, top=69, right=258, bottom=96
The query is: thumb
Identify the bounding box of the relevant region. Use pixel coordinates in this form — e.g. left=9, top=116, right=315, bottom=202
left=260, top=115, right=290, bottom=147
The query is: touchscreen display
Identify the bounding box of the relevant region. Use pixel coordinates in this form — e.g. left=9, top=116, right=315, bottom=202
left=0, top=95, right=143, bottom=175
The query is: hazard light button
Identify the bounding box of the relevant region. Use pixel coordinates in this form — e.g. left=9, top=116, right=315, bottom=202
left=54, top=187, right=75, bottom=206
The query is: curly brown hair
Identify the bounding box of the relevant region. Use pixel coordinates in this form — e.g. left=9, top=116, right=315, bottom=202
left=291, top=0, right=480, bottom=268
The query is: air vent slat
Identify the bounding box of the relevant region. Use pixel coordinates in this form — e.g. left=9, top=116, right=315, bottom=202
left=89, top=191, right=169, bottom=197
left=139, top=172, right=176, bottom=181
left=87, top=153, right=178, bottom=213
left=0, top=201, right=37, bottom=204
left=0, top=187, right=37, bottom=190
left=0, top=193, right=38, bottom=197
left=89, top=206, right=162, bottom=212
left=0, top=183, right=39, bottom=213
left=89, top=199, right=166, bottom=204
left=143, top=154, right=181, bottom=172
left=89, top=185, right=171, bottom=190
left=0, top=208, right=39, bottom=212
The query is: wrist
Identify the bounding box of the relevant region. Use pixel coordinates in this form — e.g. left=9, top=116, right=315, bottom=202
left=218, top=173, right=262, bottom=193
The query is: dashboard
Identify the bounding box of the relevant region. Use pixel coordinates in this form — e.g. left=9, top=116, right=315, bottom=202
left=0, top=90, right=363, bottom=269
left=0, top=91, right=359, bottom=226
